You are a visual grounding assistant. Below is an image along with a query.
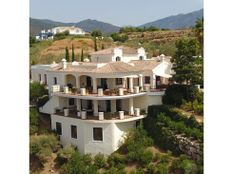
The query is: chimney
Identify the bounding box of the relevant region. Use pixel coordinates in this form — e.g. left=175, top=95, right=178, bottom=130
left=61, top=58, right=67, bottom=69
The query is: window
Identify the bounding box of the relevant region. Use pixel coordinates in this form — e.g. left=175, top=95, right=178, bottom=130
left=54, top=77, right=57, bottom=85
left=39, top=74, right=41, bottom=81
left=69, top=98, right=75, bottom=106
left=116, top=56, right=121, bottom=61
left=71, top=125, right=77, bottom=139
left=115, top=78, right=122, bottom=85
left=56, top=122, right=62, bottom=135
left=145, top=76, right=150, bottom=84
left=93, top=127, right=103, bottom=141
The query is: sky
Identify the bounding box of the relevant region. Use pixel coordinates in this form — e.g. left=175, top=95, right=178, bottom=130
left=30, top=0, right=203, bottom=26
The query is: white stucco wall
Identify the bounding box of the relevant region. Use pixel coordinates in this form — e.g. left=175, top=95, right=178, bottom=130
left=51, top=115, right=137, bottom=155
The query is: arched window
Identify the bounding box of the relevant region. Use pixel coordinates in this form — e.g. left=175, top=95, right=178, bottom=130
left=116, top=56, right=121, bottom=61
left=139, top=56, right=144, bottom=60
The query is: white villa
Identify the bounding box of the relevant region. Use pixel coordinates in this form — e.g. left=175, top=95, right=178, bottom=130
left=31, top=46, right=173, bottom=155
left=51, top=26, right=86, bottom=35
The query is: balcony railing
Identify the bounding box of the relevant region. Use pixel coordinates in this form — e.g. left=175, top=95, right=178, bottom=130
left=54, top=108, right=146, bottom=121
left=51, top=85, right=165, bottom=97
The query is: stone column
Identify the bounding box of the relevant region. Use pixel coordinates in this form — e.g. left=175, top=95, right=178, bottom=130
left=92, top=77, right=97, bottom=93
left=129, top=77, right=134, bottom=93
left=122, top=78, right=127, bottom=88
left=111, top=100, right=116, bottom=113
left=129, top=98, right=134, bottom=115
left=93, top=100, right=98, bottom=116
left=150, top=74, right=156, bottom=89
left=76, top=76, right=80, bottom=89
left=139, top=74, right=143, bottom=90
left=76, top=99, right=81, bottom=111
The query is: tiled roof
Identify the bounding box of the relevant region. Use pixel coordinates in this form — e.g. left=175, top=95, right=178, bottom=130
left=90, top=46, right=138, bottom=55
left=130, top=60, right=162, bottom=71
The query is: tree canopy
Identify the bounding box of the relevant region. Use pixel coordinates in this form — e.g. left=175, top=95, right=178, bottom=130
left=171, top=38, right=203, bottom=85
left=91, top=30, right=102, bottom=37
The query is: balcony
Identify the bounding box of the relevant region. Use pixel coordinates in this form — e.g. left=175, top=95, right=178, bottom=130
left=53, top=108, right=146, bottom=123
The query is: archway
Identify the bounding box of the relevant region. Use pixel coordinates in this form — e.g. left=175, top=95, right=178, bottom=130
left=65, top=74, right=76, bottom=88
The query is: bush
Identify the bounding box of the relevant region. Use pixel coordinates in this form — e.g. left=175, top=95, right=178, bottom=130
left=82, top=153, right=92, bottom=165
left=111, top=33, right=128, bottom=42
left=124, top=126, right=153, bottom=162
left=94, top=153, right=106, bottom=169
left=162, top=84, right=199, bottom=106
left=103, top=167, right=126, bottom=174
left=30, top=107, right=39, bottom=134
left=129, top=169, right=144, bottom=174
left=153, top=162, right=169, bottom=174
left=30, top=82, right=48, bottom=102
left=107, top=152, right=126, bottom=167
left=57, top=146, right=76, bottom=165
left=140, top=149, right=153, bottom=166
left=171, top=155, right=198, bottom=174
left=30, top=134, right=59, bottom=164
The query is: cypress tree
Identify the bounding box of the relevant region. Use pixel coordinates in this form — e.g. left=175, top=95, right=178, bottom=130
left=71, top=44, right=75, bottom=62
left=94, top=37, right=98, bottom=51
left=81, top=49, right=84, bottom=62
left=65, top=46, right=70, bottom=62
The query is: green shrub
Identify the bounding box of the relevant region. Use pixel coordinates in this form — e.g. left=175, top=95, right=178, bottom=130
left=129, top=169, right=144, bottom=174
left=153, top=162, right=169, bottom=174
left=162, top=85, right=199, bottom=106
left=57, top=146, right=76, bottom=165
left=146, top=163, right=156, bottom=174
left=94, top=153, right=106, bottom=169
left=82, top=153, right=92, bottom=165
left=103, top=167, right=126, bottom=174
left=140, top=149, right=153, bottom=166
left=107, top=153, right=126, bottom=167
left=171, top=155, right=198, bottom=174
left=30, top=107, right=39, bottom=134
left=124, top=126, right=153, bottom=162
left=30, top=82, right=48, bottom=102
left=30, top=134, right=59, bottom=164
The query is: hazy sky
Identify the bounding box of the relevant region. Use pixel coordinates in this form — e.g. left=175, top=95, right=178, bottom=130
left=30, top=0, right=203, bottom=26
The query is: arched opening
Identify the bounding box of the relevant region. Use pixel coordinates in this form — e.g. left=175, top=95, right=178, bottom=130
left=139, top=56, right=144, bottom=60
left=79, top=75, right=92, bottom=90
left=116, top=56, right=121, bottom=61
left=65, top=74, right=76, bottom=88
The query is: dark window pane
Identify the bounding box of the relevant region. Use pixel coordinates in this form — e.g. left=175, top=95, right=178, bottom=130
left=69, top=98, right=75, bottom=106
left=116, top=78, right=122, bottom=85
left=71, top=125, right=77, bottom=139
left=93, top=127, right=103, bottom=141
left=145, top=76, right=150, bottom=84
left=54, top=77, right=57, bottom=85
left=56, top=122, right=62, bottom=135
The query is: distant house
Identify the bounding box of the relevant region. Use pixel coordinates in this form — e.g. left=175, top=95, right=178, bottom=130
left=35, top=29, right=54, bottom=40
left=51, top=26, right=86, bottom=35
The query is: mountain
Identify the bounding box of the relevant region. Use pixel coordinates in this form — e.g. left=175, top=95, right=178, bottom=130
left=139, top=9, right=203, bottom=29
left=30, top=18, right=120, bottom=36
left=76, top=19, right=120, bottom=34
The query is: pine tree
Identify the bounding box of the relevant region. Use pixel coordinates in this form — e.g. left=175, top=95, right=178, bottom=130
left=65, top=46, right=70, bottom=62
left=81, top=49, right=84, bottom=62
left=71, top=44, right=75, bottom=62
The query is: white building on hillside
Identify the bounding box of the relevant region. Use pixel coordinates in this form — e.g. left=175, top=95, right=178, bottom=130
left=51, top=26, right=86, bottom=35
left=31, top=46, right=173, bottom=155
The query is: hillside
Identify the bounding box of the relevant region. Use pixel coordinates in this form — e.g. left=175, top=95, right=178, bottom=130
left=140, top=9, right=203, bottom=29
left=30, top=29, right=195, bottom=65
left=30, top=18, right=120, bottom=36
left=30, top=36, right=115, bottom=64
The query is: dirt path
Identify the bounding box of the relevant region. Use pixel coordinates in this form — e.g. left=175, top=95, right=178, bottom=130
left=40, top=153, right=59, bottom=174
